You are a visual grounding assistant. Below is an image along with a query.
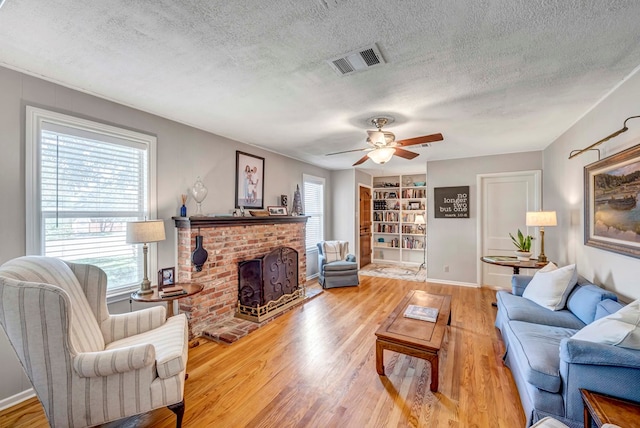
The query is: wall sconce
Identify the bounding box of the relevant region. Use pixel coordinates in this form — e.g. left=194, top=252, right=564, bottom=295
left=569, top=115, right=640, bottom=160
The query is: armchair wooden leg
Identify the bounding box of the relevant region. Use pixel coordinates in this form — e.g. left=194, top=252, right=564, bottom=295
left=168, top=400, right=185, bottom=428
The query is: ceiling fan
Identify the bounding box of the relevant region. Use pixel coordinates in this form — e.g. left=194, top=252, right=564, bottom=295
left=326, top=117, right=444, bottom=166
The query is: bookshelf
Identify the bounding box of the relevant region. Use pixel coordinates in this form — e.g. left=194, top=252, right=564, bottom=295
left=372, top=174, right=427, bottom=265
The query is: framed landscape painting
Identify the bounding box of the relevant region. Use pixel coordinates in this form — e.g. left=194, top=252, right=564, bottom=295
left=584, top=144, right=640, bottom=258
left=235, top=151, right=264, bottom=209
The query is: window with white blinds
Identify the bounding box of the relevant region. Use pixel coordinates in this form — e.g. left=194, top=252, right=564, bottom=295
left=26, top=106, right=157, bottom=294
left=303, top=174, right=324, bottom=250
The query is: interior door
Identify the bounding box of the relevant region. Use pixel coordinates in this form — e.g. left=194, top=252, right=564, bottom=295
left=359, top=185, right=372, bottom=267
left=479, top=171, right=541, bottom=289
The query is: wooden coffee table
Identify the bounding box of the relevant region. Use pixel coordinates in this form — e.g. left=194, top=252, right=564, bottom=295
left=375, top=290, right=452, bottom=392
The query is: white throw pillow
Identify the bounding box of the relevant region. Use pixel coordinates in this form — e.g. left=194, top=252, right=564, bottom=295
left=522, top=263, right=578, bottom=311
left=572, top=299, right=640, bottom=350
left=339, top=241, right=349, bottom=259
left=323, top=241, right=342, bottom=263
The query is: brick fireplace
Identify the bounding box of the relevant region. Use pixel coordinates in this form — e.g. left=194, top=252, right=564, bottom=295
left=173, top=216, right=308, bottom=338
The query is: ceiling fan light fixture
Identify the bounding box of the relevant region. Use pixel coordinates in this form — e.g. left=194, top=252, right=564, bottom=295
left=367, top=130, right=387, bottom=146
left=367, top=147, right=395, bottom=164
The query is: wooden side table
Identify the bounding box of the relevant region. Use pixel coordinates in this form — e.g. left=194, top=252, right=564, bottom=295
left=131, top=283, right=203, bottom=318
left=480, top=256, right=548, bottom=275
left=580, top=389, right=640, bottom=428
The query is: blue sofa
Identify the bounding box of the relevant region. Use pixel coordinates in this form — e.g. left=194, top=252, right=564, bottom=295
left=495, top=275, right=640, bottom=427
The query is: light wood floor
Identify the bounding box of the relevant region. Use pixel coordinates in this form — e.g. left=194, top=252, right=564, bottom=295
left=0, top=276, right=525, bottom=428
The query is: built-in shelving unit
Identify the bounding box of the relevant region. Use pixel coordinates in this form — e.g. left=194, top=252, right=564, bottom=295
left=372, top=174, right=427, bottom=265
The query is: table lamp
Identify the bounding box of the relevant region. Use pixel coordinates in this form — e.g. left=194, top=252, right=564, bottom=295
left=126, top=219, right=166, bottom=296
left=525, top=211, right=557, bottom=263
left=414, top=214, right=426, bottom=273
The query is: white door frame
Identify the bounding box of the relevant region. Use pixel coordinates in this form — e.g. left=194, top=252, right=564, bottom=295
left=476, top=170, right=542, bottom=287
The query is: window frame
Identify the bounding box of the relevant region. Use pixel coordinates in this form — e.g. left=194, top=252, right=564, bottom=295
left=25, top=106, right=158, bottom=298
left=302, top=174, right=325, bottom=251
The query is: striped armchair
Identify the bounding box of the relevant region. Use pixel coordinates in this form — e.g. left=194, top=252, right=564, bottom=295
left=0, top=256, right=188, bottom=428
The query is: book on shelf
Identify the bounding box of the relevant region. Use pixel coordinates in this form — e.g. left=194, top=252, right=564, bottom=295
left=403, top=304, right=439, bottom=322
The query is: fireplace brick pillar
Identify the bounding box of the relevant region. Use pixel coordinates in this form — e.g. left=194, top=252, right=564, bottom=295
left=173, top=216, right=308, bottom=338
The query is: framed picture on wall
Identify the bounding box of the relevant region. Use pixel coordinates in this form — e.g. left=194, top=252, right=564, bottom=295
left=584, top=143, right=640, bottom=259
left=235, top=151, right=265, bottom=209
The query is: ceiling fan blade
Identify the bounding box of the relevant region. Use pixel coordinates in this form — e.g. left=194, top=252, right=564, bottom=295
left=393, top=148, right=420, bottom=160
left=396, top=133, right=444, bottom=147
left=326, top=147, right=371, bottom=156
left=353, top=154, right=370, bottom=166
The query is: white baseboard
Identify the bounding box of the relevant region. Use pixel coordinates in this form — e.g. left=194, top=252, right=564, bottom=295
left=0, top=388, right=35, bottom=412
left=426, top=277, right=479, bottom=288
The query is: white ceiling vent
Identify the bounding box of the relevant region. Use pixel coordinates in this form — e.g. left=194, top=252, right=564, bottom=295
left=327, top=43, right=386, bottom=76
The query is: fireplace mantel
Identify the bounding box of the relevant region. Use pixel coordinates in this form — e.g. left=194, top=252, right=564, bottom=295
left=172, top=215, right=309, bottom=228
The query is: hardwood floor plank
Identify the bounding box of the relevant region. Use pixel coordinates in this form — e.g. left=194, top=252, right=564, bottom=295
left=0, top=277, right=526, bottom=428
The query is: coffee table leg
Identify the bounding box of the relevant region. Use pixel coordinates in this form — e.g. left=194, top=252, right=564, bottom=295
left=428, top=354, right=439, bottom=392
left=376, top=340, right=385, bottom=376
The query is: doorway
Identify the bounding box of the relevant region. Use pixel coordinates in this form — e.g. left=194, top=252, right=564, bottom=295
left=359, top=185, right=372, bottom=267
left=477, top=171, right=541, bottom=289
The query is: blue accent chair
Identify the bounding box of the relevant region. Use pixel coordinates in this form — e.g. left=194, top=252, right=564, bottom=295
left=317, top=242, right=359, bottom=289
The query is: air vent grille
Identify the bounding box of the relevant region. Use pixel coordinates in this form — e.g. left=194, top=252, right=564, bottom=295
left=327, top=43, right=385, bottom=76
left=332, top=58, right=354, bottom=75
left=360, top=48, right=380, bottom=66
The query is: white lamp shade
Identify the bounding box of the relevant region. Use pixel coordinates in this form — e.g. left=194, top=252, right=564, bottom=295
left=126, top=220, right=166, bottom=244
left=414, top=214, right=426, bottom=225
left=526, top=211, right=557, bottom=227
left=367, top=147, right=395, bottom=164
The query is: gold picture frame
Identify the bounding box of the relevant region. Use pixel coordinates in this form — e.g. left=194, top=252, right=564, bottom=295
left=584, top=144, right=640, bottom=259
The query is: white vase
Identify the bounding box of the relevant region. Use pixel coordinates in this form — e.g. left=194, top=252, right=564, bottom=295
left=515, top=251, right=532, bottom=261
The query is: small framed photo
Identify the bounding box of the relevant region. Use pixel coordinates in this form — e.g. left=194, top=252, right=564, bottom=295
left=267, top=206, right=288, bottom=216
left=158, top=267, right=175, bottom=288
left=410, top=201, right=420, bottom=210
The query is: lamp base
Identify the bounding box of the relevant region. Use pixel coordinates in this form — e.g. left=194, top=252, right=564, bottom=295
left=537, top=254, right=548, bottom=263
left=135, top=279, right=153, bottom=296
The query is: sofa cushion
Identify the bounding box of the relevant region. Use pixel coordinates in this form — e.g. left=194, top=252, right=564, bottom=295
left=522, top=263, right=578, bottom=311
left=572, top=299, right=640, bottom=350
left=496, top=291, right=586, bottom=330
left=566, top=284, right=618, bottom=325
left=505, top=320, right=578, bottom=393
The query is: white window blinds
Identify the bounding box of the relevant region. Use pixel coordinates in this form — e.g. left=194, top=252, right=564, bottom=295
left=26, top=107, right=157, bottom=293
left=303, top=175, right=324, bottom=250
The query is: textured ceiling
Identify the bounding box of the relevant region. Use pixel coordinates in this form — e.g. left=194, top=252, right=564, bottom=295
left=1, top=0, right=640, bottom=173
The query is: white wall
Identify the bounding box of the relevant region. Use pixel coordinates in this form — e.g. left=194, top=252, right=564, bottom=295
left=0, top=65, right=332, bottom=403
left=543, top=68, right=640, bottom=302
left=427, top=152, right=543, bottom=285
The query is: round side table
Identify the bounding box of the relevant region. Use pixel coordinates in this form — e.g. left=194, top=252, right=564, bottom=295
left=131, top=283, right=203, bottom=318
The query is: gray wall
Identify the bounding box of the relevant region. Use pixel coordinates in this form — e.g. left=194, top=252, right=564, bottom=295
left=0, top=65, right=332, bottom=404
left=331, top=169, right=356, bottom=252
left=543, top=69, right=640, bottom=302
left=426, top=152, right=543, bottom=284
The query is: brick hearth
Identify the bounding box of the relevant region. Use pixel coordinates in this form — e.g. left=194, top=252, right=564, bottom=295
left=173, top=216, right=308, bottom=338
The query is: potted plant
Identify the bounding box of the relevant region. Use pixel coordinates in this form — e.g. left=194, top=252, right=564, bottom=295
left=509, top=229, right=533, bottom=261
